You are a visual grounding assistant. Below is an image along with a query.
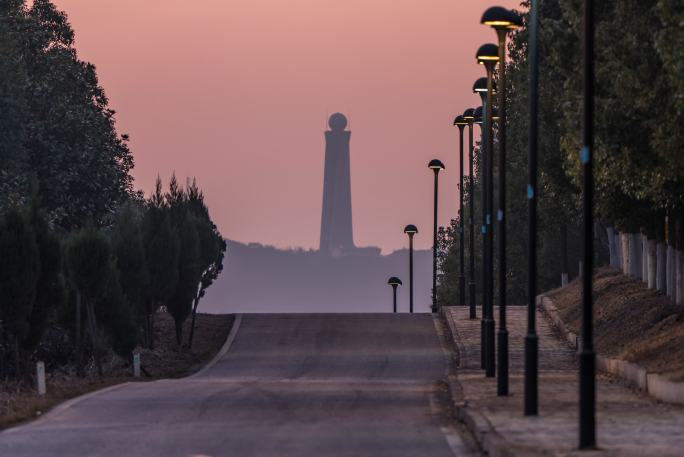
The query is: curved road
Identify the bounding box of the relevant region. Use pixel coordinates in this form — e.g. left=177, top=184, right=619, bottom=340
left=0, top=314, right=474, bottom=456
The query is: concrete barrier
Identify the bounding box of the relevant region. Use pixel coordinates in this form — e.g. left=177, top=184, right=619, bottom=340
left=539, top=293, right=684, bottom=406
left=647, top=373, right=684, bottom=405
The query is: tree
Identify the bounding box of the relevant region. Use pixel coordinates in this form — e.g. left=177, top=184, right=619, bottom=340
left=186, top=179, right=226, bottom=348
left=165, top=176, right=201, bottom=345
left=111, top=202, right=149, bottom=340
left=0, top=207, right=40, bottom=376
left=97, top=268, right=137, bottom=358
left=22, top=196, right=65, bottom=355
left=66, top=228, right=113, bottom=376
left=0, top=0, right=135, bottom=227
left=167, top=212, right=201, bottom=345
left=142, top=178, right=180, bottom=348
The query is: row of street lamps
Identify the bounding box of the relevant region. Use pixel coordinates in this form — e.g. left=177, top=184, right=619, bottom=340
left=386, top=2, right=597, bottom=450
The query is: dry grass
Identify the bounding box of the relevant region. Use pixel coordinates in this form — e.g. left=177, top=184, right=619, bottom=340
left=0, top=313, right=234, bottom=430
left=547, top=268, right=684, bottom=381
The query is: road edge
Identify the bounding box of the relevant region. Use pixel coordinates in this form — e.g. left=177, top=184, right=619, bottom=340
left=190, top=313, right=242, bottom=378
left=439, top=308, right=529, bottom=457
left=1, top=314, right=242, bottom=433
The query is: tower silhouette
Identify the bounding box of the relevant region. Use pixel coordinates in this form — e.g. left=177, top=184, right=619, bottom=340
left=319, top=113, right=355, bottom=256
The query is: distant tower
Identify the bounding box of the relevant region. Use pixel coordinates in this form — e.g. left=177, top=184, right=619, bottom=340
left=319, top=113, right=355, bottom=256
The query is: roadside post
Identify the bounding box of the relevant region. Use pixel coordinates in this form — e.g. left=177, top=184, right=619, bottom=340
left=133, top=353, right=141, bottom=378
left=36, top=361, right=46, bottom=396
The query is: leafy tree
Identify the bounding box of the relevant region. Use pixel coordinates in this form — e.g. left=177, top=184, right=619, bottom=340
left=22, top=197, right=65, bottom=354
left=111, top=202, right=149, bottom=338
left=98, top=268, right=137, bottom=358
left=142, top=178, right=180, bottom=348
left=66, top=228, right=113, bottom=376
left=0, top=0, right=134, bottom=227
left=186, top=179, right=226, bottom=348
left=165, top=176, right=201, bottom=345
left=0, top=207, right=40, bottom=375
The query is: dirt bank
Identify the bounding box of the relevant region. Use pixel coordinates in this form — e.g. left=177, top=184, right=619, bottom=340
left=546, top=268, right=684, bottom=382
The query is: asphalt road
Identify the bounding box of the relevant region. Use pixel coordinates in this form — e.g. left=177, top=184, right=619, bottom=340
left=0, top=314, right=475, bottom=457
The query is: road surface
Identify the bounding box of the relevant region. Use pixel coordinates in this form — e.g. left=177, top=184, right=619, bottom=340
left=0, top=314, right=475, bottom=456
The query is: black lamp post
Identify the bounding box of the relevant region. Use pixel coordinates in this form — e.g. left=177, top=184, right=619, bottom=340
left=482, top=5, right=523, bottom=397
left=428, top=159, right=445, bottom=313
left=387, top=277, right=403, bottom=313
left=473, top=105, right=486, bottom=370
left=476, top=43, right=499, bottom=378
left=579, top=0, right=596, bottom=449
left=525, top=0, right=540, bottom=417
left=404, top=224, right=418, bottom=314
left=463, top=108, right=477, bottom=321
left=453, top=115, right=469, bottom=310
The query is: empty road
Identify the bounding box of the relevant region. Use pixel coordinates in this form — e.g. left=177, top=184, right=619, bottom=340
left=0, top=314, right=474, bottom=456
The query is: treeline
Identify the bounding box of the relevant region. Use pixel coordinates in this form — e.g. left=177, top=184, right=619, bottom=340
left=0, top=1, right=226, bottom=378
left=0, top=179, right=225, bottom=379
left=438, top=1, right=683, bottom=305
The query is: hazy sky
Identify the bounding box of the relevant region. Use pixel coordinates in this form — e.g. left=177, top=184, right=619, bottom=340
left=53, top=0, right=523, bottom=253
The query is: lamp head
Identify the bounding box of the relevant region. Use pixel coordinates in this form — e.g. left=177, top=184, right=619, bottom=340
left=404, top=224, right=418, bottom=235
left=491, top=107, right=500, bottom=121
left=473, top=77, right=497, bottom=94
left=481, top=6, right=523, bottom=29
left=453, top=115, right=468, bottom=127
left=428, top=159, right=445, bottom=172
left=387, top=276, right=403, bottom=287
left=463, top=108, right=475, bottom=120
left=476, top=43, right=500, bottom=65
left=474, top=106, right=484, bottom=124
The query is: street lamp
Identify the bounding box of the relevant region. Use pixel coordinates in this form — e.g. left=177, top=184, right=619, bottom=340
left=453, top=115, right=468, bottom=310
left=387, top=277, right=403, bottom=313
left=482, top=5, right=522, bottom=397
left=473, top=104, right=486, bottom=370
left=404, top=224, right=418, bottom=313
left=579, top=0, right=596, bottom=449
left=463, top=108, right=477, bottom=321
left=428, top=159, right=445, bottom=313
left=476, top=43, right=500, bottom=378
left=525, top=0, right=540, bottom=418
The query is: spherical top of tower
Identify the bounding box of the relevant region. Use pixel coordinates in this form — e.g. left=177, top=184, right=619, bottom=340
left=329, top=113, right=348, bottom=132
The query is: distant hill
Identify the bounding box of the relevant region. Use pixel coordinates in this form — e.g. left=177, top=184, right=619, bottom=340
left=202, top=240, right=433, bottom=314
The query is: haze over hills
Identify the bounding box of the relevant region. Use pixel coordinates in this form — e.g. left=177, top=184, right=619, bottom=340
left=202, top=239, right=433, bottom=314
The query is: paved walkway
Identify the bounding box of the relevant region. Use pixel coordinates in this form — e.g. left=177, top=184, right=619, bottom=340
left=444, top=306, right=684, bottom=457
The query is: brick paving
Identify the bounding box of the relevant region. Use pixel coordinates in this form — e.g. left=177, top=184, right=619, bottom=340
left=444, top=305, right=684, bottom=457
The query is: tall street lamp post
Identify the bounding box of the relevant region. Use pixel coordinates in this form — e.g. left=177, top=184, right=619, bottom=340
left=579, top=0, right=596, bottom=449
left=476, top=43, right=500, bottom=378
left=525, top=0, right=540, bottom=417
left=387, top=277, right=402, bottom=313
left=482, top=5, right=523, bottom=397
left=473, top=104, right=486, bottom=369
left=463, top=108, right=477, bottom=321
left=428, top=159, right=445, bottom=313
left=453, top=116, right=469, bottom=309
left=404, top=224, right=418, bottom=314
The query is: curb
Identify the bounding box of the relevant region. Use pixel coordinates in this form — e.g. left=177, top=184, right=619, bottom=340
left=447, top=380, right=531, bottom=457
left=2, top=382, right=132, bottom=433
left=190, top=314, right=242, bottom=378
left=538, top=295, right=684, bottom=406
left=440, top=308, right=547, bottom=457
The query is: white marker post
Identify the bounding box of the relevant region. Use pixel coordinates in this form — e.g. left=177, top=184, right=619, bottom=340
left=36, top=361, right=46, bottom=396
left=133, top=353, right=141, bottom=378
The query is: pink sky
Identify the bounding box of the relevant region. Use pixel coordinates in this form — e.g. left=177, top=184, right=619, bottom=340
left=53, top=0, right=523, bottom=253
